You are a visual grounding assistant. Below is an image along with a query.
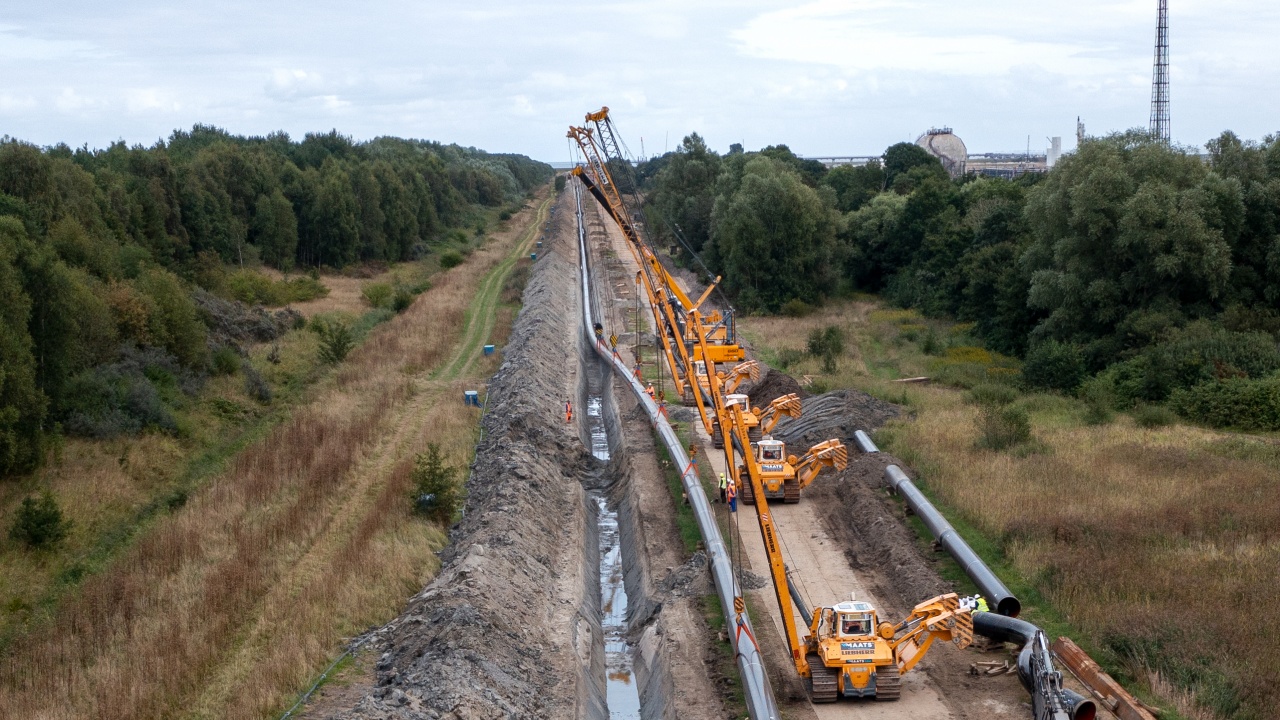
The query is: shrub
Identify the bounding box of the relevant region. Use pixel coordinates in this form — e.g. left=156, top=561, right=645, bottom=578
left=9, top=491, right=71, bottom=549
left=775, top=347, right=805, bottom=370
left=243, top=362, right=271, bottom=404
left=554, top=175, right=567, bottom=193
left=1022, top=340, right=1085, bottom=392
left=498, top=209, right=512, bottom=222
left=1170, top=378, right=1280, bottom=431
left=501, top=262, right=531, bottom=305
left=440, top=250, right=465, bottom=270
left=392, top=288, right=414, bottom=313
left=61, top=347, right=192, bottom=438
left=976, top=404, right=1032, bottom=451
left=780, top=299, right=814, bottom=317
left=362, top=281, right=393, bottom=309
left=921, top=327, right=943, bottom=356
left=314, top=319, right=354, bottom=365
left=412, top=443, right=461, bottom=524
left=1079, top=376, right=1115, bottom=425
left=967, top=383, right=1019, bottom=407
left=807, top=326, right=845, bottom=373
left=1133, top=404, right=1176, bottom=428
left=211, top=345, right=240, bottom=376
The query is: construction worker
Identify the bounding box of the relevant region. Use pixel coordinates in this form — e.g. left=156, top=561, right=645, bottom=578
left=645, top=384, right=655, bottom=400
left=565, top=399, right=573, bottom=424
left=975, top=595, right=989, bottom=614
left=726, top=479, right=737, bottom=513
left=718, top=472, right=728, bottom=503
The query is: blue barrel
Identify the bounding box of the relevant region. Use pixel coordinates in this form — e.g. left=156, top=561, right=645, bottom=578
left=463, top=390, right=480, bottom=407
left=483, top=344, right=495, bottom=356
left=530, top=253, right=537, bottom=261
left=536, top=241, right=543, bottom=248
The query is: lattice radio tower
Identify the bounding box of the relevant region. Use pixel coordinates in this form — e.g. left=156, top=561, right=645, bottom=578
left=1149, top=0, right=1171, bottom=142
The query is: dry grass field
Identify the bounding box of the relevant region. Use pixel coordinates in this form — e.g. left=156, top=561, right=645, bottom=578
left=741, top=300, right=1280, bottom=720
left=0, top=188, right=551, bottom=719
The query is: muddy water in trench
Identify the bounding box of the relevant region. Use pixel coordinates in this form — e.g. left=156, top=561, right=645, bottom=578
left=585, top=396, right=642, bottom=720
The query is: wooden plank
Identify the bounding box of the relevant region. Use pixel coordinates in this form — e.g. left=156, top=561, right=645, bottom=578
left=1051, top=637, right=1158, bottom=720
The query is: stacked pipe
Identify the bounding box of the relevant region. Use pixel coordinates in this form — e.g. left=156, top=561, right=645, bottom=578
left=574, top=181, right=780, bottom=720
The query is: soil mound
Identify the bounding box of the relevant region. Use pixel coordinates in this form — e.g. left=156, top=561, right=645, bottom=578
left=805, top=454, right=952, bottom=618
left=745, top=369, right=810, bottom=407
left=336, top=197, right=590, bottom=720
left=772, top=389, right=900, bottom=448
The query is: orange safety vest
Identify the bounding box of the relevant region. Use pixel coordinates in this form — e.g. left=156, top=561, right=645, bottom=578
left=726, top=482, right=737, bottom=500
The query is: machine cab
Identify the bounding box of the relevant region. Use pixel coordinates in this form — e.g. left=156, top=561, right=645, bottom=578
left=693, top=360, right=708, bottom=379
left=757, top=439, right=786, bottom=466
left=724, top=393, right=749, bottom=409
left=834, top=600, right=877, bottom=638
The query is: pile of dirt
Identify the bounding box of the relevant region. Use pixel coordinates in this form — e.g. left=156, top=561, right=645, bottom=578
left=771, top=388, right=901, bottom=449
left=745, top=368, right=810, bottom=407
left=335, top=195, right=593, bottom=720
left=805, top=454, right=952, bottom=619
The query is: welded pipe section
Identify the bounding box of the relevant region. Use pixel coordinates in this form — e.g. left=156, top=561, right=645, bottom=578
left=972, top=613, right=1096, bottom=720
left=786, top=575, right=813, bottom=627
left=575, top=181, right=780, bottom=720
left=883, top=465, right=1021, bottom=617
left=853, top=430, right=878, bottom=454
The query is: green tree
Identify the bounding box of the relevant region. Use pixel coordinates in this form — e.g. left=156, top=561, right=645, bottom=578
left=134, top=267, right=207, bottom=367
left=822, top=161, right=885, bottom=212
left=708, top=157, right=840, bottom=312
left=8, top=491, right=70, bottom=548
left=0, top=218, right=46, bottom=476
left=645, top=133, right=722, bottom=254
left=1024, top=132, right=1236, bottom=367
left=250, top=189, right=299, bottom=270
left=411, top=443, right=460, bottom=524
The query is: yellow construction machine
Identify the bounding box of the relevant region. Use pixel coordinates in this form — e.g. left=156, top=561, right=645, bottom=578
left=801, top=593, right=973, bottom=701
left=723, top=402, right=972, bottom=701
left=710, top=384, right=798, bottom=449
left=738, top=436, right=848, bottom=504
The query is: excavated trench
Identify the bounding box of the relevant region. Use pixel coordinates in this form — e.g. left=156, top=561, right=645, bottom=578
left=576, top=335, right=673, bottom=720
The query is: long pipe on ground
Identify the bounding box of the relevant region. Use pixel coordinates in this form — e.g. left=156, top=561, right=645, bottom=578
left=574, top=181, right=780, bottom=720
left=973, top=613, right=1097, bottom=720
left=883, top=465, right=1021, bottom=617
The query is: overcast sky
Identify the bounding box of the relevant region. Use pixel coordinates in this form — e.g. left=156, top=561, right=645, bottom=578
left=2, top=1, right=1276, bottom=161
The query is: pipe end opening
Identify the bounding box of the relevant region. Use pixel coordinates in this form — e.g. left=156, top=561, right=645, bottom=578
left=997, top=597, right=1022, bottom=618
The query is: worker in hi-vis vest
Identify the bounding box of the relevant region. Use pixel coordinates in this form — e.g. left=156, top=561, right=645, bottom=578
left=726, top=479, right=737, bottom=512
left=718, top=472, right=728, bottom=503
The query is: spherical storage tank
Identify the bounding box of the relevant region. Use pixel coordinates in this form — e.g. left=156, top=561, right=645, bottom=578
left=915, top=128, right=967, bottom=177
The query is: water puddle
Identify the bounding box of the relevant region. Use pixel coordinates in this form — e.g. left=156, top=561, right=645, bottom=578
left=586, top=394, right=641, bottom=719
left=597, top=495, right=641, bottom=719
left=586, top=396, right=610, bottom=461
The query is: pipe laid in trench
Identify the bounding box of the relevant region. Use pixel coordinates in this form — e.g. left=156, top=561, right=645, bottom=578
left=574, top=181, right=780, bottom=720
left=973, top=613, right=1097, bottom=720
left=883, top=465, right=1021, bottom=618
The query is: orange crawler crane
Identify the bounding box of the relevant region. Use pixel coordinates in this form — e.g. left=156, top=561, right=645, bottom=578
left=724, top=402, right=973, bottom=701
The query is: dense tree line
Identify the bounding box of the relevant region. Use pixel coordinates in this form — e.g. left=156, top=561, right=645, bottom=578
left=640, top=130, right=1280, bottom=426
left=0, top=126, right=551, bottom=476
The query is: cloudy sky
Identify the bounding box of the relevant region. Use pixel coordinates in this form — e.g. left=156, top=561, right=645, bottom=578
left=2, top=1, right=1276, bottom=161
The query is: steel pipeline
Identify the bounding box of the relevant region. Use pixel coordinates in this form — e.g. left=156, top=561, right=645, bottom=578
left=574, top=181, right=781, bottom=720
left=973, top=613, right=1097, bottom=720
left=883, top=465, right=1021, bottom=617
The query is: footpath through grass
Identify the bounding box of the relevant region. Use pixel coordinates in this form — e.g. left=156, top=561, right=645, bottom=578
left=741, top=298, right=1280, bottom=720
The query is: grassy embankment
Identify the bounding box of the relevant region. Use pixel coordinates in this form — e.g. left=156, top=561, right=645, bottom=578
left=741, top=298, right=1280, bottom=720
left=0, top=188, right=551, bottom=719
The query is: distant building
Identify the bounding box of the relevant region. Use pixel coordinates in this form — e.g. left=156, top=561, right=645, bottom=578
left=916, top=128, right=968, bottom=177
